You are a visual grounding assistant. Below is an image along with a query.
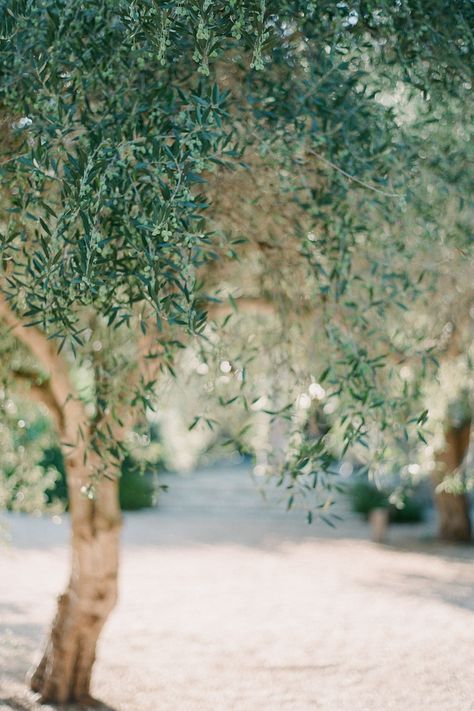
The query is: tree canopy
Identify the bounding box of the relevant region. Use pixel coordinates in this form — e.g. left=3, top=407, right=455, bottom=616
left=0, top=0, right=473, bottom=518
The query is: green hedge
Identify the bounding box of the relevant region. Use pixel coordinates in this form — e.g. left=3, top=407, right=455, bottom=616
left=42, top=448, right=156, bottom=511
left=349, top=480, right=424, bottom=524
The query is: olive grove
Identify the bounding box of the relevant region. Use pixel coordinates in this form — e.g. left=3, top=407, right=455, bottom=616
left=0, top=0, right=473, bottom=704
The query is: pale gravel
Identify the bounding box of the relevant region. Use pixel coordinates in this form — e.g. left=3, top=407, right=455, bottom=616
left=1, top=464, right=474, bottom=711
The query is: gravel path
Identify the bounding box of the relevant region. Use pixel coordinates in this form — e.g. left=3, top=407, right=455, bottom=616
left=1, top=463, right=474, bottom=710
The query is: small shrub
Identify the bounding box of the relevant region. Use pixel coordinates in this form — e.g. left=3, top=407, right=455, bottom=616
left=118, top=457, right=155, bottom=511
left=41, top=448, right=157, bottom=511
left=349, top=480, right=424, bottom=524
left=41, top=447, right=68, bottom=504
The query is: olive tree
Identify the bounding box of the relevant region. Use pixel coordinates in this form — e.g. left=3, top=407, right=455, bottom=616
left=0, top=0, right=472, bottom=704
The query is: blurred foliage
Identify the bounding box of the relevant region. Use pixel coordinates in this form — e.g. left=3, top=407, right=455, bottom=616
left=40, top=447, right=160, bottom=511
left=41, top=446, right=68, bottom=504
left=349, top=479, right=424, bottom=523
left=0, top=402, right=63, bottom=513
left=118, top=457, right=157, bottom=511
left=0, top=370, right=165, bottom=511
left=0, top=1, right=473, bottom=520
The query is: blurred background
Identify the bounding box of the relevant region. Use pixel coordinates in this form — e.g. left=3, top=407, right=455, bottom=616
left=1, top=399, right=474, bottom=711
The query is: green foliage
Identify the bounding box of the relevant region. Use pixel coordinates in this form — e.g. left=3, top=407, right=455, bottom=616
left=18, top=446, right=157, bottom=511
left=1, top=0, right=471, bottom=336
left=118, top=457, right=156, bottom=511
left=39, top=446, right=158, bottom=511
left=0, top=1, right=472, bottom=520
left=349, top=479, right=424, bottom=523
left=41, top=445, right=68, bottom=504
left=0, top=399, right=63, bottom=513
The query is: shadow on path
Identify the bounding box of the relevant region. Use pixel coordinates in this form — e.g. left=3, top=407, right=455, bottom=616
left=0, top=695, right=120, bottom=711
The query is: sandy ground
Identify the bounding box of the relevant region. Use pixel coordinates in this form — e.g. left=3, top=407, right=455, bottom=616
left=1, top=463, right=474, bottom=711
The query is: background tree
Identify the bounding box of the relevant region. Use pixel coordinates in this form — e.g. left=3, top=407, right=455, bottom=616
left=0, top=0, right=473, bottom=703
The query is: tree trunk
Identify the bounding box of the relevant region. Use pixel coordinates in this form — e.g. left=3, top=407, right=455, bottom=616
left=432, top=422, right=471, bottom=542
left=0, top=298, right=147, bottom=703
left=0, top=298, right=122, bottom=704
left=30, top=453, right=122, bottom=704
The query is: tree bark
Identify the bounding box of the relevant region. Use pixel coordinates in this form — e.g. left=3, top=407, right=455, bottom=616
left=30, top=460, right=121, bottom=704
left=432, top=422, right=471, bottom=542
left=0, top=297, right=122, bottom=703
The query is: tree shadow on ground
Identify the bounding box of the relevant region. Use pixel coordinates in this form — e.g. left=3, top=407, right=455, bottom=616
left=0, top=695, right=120, bottom=711
left=358, top=562, right=474, bottom=614
left=386, top=535, right=474, bottom=562
left=0, top=620, right=119, bottom=711
left=0, top=620, right=43, bottom=679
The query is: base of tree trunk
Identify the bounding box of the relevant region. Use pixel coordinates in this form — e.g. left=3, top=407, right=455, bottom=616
left=29, top=590, right=108, bottom=705
left=433, top=422, right=472, bottom=543
left=435, top=492, right=472, bottom=542
left=29, top=490, right=121, bottom=706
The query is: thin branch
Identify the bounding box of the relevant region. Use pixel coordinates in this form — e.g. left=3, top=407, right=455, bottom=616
left=307, top=148, right=403, bottom=199
left=208, top=296, right=277, bottom=320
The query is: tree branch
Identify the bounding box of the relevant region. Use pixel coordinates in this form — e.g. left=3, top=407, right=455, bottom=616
left=10, top=368, right=64, bottom=433
left=0, top=295, right=86, bottom=443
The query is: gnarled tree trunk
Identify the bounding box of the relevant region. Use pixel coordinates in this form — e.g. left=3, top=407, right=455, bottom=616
left=30, top=460, right=121, bottom=704
left=1, top=297, right=122, bottom=703
left=432, top=422, right=471, bottom=542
